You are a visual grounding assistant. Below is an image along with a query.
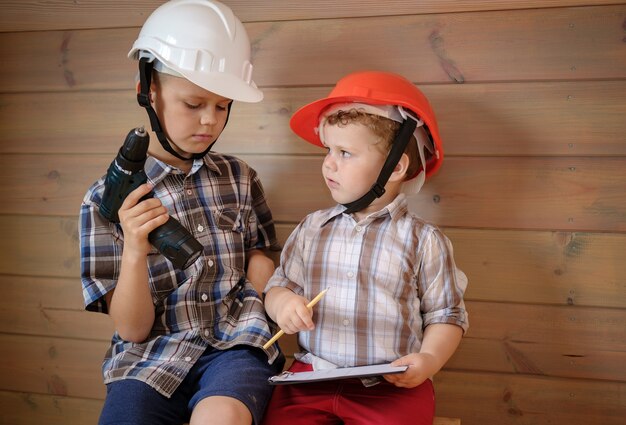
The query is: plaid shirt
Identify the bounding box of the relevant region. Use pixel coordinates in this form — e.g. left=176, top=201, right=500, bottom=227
left=265, top=194, right=468, bottom=368
left=80, top=153, right=281, bottom=397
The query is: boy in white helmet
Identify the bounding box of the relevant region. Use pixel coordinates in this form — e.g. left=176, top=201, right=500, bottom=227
left=79, top=1, right=284, bottom=424
left=262, top=71, right=469, bottom=425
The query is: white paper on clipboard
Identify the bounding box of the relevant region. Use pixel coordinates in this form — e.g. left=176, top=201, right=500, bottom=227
left=268, top=364, right=408, bottom=385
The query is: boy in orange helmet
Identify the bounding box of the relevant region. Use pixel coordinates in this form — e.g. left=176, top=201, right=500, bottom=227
left=261, top=71, right=469, bottom=425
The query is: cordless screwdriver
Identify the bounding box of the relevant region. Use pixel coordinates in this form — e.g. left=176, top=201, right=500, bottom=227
left=99, top=127, right=203, bottom=269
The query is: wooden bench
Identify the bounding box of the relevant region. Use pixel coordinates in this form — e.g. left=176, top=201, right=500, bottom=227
left=434, top=418, right=461, bottom=425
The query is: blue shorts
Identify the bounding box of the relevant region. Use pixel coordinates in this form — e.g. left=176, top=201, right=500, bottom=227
left=99, top=345, right=285, bottom=425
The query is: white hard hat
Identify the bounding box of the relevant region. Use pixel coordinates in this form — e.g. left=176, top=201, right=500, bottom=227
left=128, top=0, right=263, bottom=103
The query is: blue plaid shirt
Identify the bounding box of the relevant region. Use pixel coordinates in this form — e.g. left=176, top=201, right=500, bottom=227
left=80, top=153, right=281, bottom=397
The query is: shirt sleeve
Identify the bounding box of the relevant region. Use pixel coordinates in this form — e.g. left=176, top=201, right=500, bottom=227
left=245, top=167, right=281, bottom=252
left=79, top=180, right=123, bottom=314
left=264, top=218, right=308, bottom=296
left=417, top=226, right=469, bottom=333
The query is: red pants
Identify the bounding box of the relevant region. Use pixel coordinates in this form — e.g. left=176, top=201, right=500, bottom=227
left=261, top=361, right=435, bottom=425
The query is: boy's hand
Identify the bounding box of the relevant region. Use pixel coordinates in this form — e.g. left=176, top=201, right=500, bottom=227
left=117, top=183, right=169, bottom=258
left=383, top=353, right=437, bottom=388
left=384, top=324, right=463, bottom=388
left=267, top=288, right=315, bottom=334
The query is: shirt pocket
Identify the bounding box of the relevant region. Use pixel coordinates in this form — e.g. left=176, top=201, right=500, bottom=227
left=214, top=207, right=249, bottom=233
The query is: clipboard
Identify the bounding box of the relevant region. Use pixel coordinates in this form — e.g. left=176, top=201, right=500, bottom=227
left=268, top=363, right=408, bottom=385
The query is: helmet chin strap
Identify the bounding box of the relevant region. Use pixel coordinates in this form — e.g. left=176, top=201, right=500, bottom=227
left=136, top=57, right=231, bottom=161
left=342, top=116, right=418, bottom=215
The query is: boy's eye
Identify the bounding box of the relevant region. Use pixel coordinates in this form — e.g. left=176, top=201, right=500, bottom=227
left=340, top=150, right=351, bottom=158
left=185, top=102, right=200, bottom=109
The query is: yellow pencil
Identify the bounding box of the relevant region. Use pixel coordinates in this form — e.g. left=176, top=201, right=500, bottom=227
left=262, top=287, right=330, bottom=350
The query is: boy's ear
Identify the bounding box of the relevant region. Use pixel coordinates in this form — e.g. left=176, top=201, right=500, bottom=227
left=388, top=153, right=410, bottom=182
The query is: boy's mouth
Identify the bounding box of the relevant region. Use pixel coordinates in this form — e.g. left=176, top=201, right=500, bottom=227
left=192, top=134, right=214, bottom=142
left=326, top=177, right=339, bottom=189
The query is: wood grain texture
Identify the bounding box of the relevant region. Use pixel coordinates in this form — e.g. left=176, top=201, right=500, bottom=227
left=1, top=0, right=622, bottom=31
left=2, top=217, right=625, bottom=308
left=1, top=2, right=625, bottom=424
left=1, top=154, right=624, bottom=231
left=2, top=80, right=625, bottom=156
left=0, top=391, right=105, bottom=425
left=1, top=6, right=624, bottom=92
left=1, top=351, right=625, bottom=424
left=434, top=370, right=626, bottom=424
left=3, top=296, right=624, bottom=381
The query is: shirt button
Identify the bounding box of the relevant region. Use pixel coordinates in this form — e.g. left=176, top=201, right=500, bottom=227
left=355, top=225, right=362, bottom=232
left=347, top=271, right=354, bottom=278
left=184, top=356, right=192, bottom=362
left=207, top=259, right=214, bottom=267
left=186, top=189, right=193, bottom=195
left=201, top=293, right=208, bottom=302
left=204, top=329, right=210, bottom=337
left=342, top=319, right=350, bottom=326
left=197, top=224, right=204, bottom=232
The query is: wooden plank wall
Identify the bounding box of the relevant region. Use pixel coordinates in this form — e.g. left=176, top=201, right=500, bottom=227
left=0, top=1, right=625, bottom=423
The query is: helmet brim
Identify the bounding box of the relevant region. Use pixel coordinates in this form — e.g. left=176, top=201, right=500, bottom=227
left=290, top=95, right=443, bottom=178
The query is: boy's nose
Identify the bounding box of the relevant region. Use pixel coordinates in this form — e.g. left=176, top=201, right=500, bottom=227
left=200, top=109, right=218, bottom=126
left=323, top=154, right=337, bottom=171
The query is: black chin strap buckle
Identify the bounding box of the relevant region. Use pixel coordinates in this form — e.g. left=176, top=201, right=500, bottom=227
left=137, top=92, right=151, bottom=108
left=370, top=182, right=386, bottom=198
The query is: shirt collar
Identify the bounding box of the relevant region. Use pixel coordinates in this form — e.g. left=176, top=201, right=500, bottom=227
left=320, top=193, right=409, bottom=227
left=144, top=155, right=221, bottom=185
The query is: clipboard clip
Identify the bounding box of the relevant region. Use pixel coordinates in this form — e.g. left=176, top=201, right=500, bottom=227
left=268, top=370, right=293, bottom=383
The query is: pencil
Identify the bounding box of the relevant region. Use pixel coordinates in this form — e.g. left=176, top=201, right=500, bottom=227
left=262, top=287, right=330, bottom=350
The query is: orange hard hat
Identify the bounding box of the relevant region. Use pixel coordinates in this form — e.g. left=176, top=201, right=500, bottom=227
left=290, top=71, right=443, bottom=178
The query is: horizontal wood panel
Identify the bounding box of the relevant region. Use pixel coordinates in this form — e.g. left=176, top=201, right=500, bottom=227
left=0, top=216, right=79, bottom=278
left=247, top=5, right=626, bottom=86
left=2, top=0, right=622, bottom=32
left=451, top=337, right=626, bottom=381
left=449, top=302, right=626, bottom=381
left=1, top=344, right=624, bottom=425
left=0, top=391, right=104, bottom=425
left=443, top=229, right=626, bottom=307
left=3, top=276, right=84, bottom=311
left=2, top=276, right=114, bottom=340
left=2, top=5, right=624, bottom=92
left=2, top=217, right=625, bottom=308
left=0, top=330, right=623, bottom=400
left=5, top=273, right=625, bottom=351
left=0, top=306, right=113, bottom=341
left=434, top=370, right=626, bottom=424
left=1, top=154, right=623, bottom=231
left=4, top=271, right=624, bottom=356
left=0, top=334, right=108, bottom=399
left=276, top=226, right=626, bottom=309
left=3, top=274, right=624, bottom=381
left=2, top=80, right=625, bottom=156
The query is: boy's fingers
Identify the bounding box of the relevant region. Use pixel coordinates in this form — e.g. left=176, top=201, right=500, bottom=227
left=121, top=183, right=153, bottom=209
left=296, top=305, right=315, bottom=330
